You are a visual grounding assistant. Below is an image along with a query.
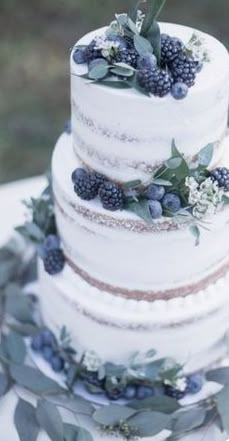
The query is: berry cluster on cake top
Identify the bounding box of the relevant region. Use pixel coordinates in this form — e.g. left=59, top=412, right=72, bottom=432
left=73, top=0, right=207, bottom=99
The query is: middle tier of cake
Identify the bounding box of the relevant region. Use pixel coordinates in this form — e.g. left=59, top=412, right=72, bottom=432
left=52, top=132, right=229, bottom=298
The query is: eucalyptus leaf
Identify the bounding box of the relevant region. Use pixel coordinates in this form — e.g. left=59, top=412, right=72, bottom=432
left=214, top=385, right=229, bottom=432
left=141, top=0, right=167, bottom=36
left=93, top=79, right=132, bottom=90
left=222, top=194, right=229, bottom=205
left=127, top=200, right=153, bottom=224
left=5, top=284, right=35, bottom=324
left=9, top=322, right=39, bottom=336
left=5, top=331, right=26, bottom=364
left=64, top=424, right=93, bottom=441
left=198, top=143, right=214, bottom=167
left=14, top=399, right=40, bottom=441
left=93, top=404, right=136, bottom=426
left=10, top=364, right=64, bottom=395
left=49, top=394, right=94, bottom=416
left=143, top=358, right=167, bottom=380
left=189, top=224, right=200, bottom=247
left=88, top=60, right=109, bottom=80
left=123, top=179, right=142, bottom=190
left=134, top=34, right=153, bottom=56
left=152, top=178, right=172, bottom=187
left=0, top=248, right=19, bottom=288
left=206, top=367, right=229, bottom=385
left=166, top=157, right=183, bottom=170
left=16, top=222, right=45, bottom=243
left=0, top=372, right=10, bottom=397
left=127, top=17, right=140, bottom=35
left=127, top=411, right=170, bottom=437
left=171, top=139, right=190, bottom=180
left=129, top=395, right=181, bottom=414
left=172, top=407, right=206, bottom=435
left=110, top=66, right=135, bottom=78
left=146, top=21, right=161, bottom=63
left=115, top=13, right=128, bottom=27
left=36, top=399, right=64, bottom=441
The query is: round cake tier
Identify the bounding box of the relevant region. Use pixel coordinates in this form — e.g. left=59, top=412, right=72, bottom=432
left=71, top=23, right=229, bottom=182
left=52, top=132, right=229, bottom=297
left=39, top=256, right=229, bottom=373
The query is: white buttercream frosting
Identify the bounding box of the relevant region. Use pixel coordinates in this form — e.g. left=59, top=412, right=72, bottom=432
left=52, top=132, right=229, bottom=293
left=71, top=23, right=229, bottom=182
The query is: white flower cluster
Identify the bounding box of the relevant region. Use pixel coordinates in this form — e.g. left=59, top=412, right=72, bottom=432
left=186, top=176, right=224, bottom=220
left=164, top=377, right=187, bottom=392
left=94, top=36, right=120, bottom=59
left=136, top=9, right=145, bottom=32
left=83, top=350, right=102, bottom=372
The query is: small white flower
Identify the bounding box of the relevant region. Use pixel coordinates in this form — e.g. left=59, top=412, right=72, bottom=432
left=186, top=176, right=224, bottom=220
left=164, top=377, right=187, bottom=392
left=83, top=351, right=101, bottom=372
left=136, top=9, right=145, bottom=32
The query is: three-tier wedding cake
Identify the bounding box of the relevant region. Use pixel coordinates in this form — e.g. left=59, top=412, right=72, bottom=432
left=11, top=2, right=229, bottom=440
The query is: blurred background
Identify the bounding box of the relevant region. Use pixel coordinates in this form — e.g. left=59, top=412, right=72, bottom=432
left=1, top=0, right=229, bottom=183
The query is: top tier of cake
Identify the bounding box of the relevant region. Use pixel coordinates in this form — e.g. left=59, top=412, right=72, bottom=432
left=71, top=23, right=229, bottom=182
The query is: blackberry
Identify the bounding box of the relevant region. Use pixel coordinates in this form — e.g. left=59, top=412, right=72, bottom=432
left=164, top=384, right=186, bottom=400
left=44, top=248, right=65, bottom=275
left=99, top=181, right=125, bottom=211
left=137, top=67, right=173, bottom=97
left=73, top=169, right=105, bottom=201
left=161, top=34, right=184, bottom=64
left=210, top=167, right=229, bottom=191
left=84, top=40, right=103, bottom=63
left=114, top=48, right=139, bottom=68
left=170, top=52, right=198, bottom=87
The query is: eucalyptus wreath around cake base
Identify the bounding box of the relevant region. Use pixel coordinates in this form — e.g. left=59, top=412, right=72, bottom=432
left=0, top=234, right=229, bottom=440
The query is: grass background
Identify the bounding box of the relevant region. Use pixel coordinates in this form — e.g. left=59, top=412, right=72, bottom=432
left=1, top=0, right=229, bottom=183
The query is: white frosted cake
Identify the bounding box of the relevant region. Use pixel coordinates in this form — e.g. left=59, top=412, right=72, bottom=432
left=9, top=4, right=229, bottom=441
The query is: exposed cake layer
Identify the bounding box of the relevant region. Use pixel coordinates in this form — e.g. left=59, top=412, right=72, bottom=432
left=39, top=257, right=229, bottom=373
left=52, top=132, right=229, bottom=295
left=71, top=23, right=229, bottom=182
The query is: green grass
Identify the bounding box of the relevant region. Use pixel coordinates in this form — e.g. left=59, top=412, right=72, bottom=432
left=1, top=0, right=229, bottom=183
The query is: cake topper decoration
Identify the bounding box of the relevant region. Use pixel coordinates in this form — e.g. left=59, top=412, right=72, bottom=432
left=72, top=0, right=205, bottom=99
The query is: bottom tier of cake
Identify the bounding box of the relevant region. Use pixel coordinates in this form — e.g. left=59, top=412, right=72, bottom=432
left=39, top=258, right=229, bottom=375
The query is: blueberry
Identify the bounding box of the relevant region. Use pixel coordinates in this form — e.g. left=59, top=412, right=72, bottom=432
left=41, top=329, right=56, bottom=347
left=71, top=168, right=87, bottom=183
left=64, top=120, right=71, bottom=134
left=137, top=53, right=157, bottom=70
left=42, top=346, right=55, bottom=362
left=148, top=200, right=163, bottom=219
left=43, top=235, right=60, bottom=253
left=147, top=184, right=165, bottom=201
left=136, top=386, right=154, bottom=400
left=31, top=333, right=44, bottom=351
left=123, top=385, right=137, bottom=400
left=186, top=374, right=204, bottom=394
left=73, top=47, right=87, bottom=64
left=162, top=193, right=181, bottom=213
left=171, top=82, right=189, bottom=100
left=51, top=355, right=65, bottom=372
left=107, top=35, right=128, bottom=50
